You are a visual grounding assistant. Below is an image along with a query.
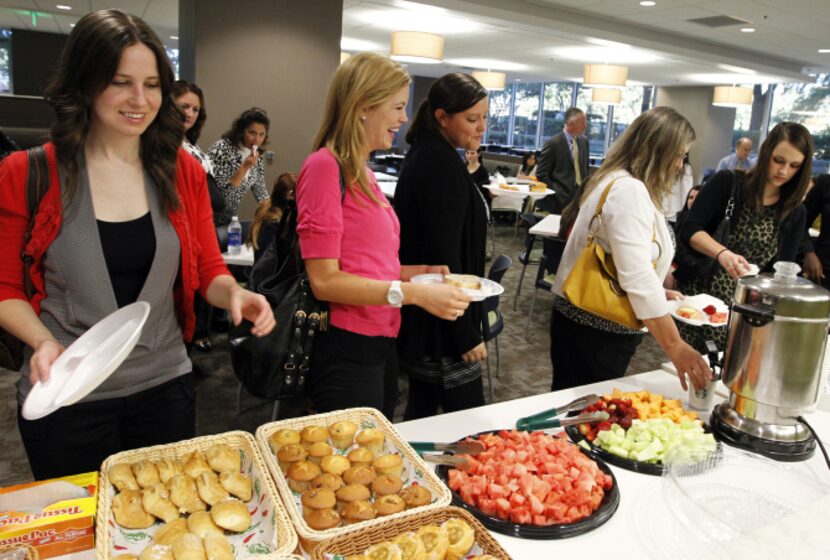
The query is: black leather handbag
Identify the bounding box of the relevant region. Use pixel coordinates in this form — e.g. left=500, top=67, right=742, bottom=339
left=0, top=146, right=49, bottom=371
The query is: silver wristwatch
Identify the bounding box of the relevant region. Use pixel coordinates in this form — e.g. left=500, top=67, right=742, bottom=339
left=386, top=280, right=403, bottom=308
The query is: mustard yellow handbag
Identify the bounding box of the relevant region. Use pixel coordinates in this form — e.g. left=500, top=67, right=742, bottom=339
left=561, top=179, right=647, bottom=330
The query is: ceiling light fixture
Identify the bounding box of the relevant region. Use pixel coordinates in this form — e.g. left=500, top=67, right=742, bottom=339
left=712, top=85, right=753, bottom=107
left=56, top=4, right=72, bottom=10
left=169, top=35, right=178, bottom=40
left=592, top=88, right=622, bottom=105
left=639, top=1, right=656, bottom=6
left=340, top=52, right=351, bottom=64
left=819, top=49, right=830, bottom=54
left=390, top=31, right=443, bottom=64
left=583, top=64, right=628, bottom=88
left=472, top=71, right=506, bottom=91
left=740, top=27, right=755, bottom=33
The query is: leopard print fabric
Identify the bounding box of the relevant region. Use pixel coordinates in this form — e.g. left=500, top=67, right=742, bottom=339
left=678, top=204, right=778, bottom=352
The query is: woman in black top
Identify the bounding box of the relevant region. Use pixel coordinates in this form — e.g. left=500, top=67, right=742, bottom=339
left=395, top=73, right=490, bottom=420
left=802, top=174, right=830, bottom=287
left=676, top=122, right=812, bottom=352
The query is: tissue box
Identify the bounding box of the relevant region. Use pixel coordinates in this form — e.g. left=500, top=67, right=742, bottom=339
left=0, top=472, right=98, bottom=559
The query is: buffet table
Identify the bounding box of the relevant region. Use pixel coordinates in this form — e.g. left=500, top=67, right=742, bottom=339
left=395, top=370, right=830, bottom=559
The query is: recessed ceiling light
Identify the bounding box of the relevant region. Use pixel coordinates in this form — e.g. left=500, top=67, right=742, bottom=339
left=69, top=23, right=74, bottom=27
left=56, top=4, right=72, bottom=10
left=639, top=1, right=656, bottom=6
left=170, top=35, right=178, bottom=40
left=740, top=27, right=755, bottom=33
left=819, top=49, right=830, bottom=53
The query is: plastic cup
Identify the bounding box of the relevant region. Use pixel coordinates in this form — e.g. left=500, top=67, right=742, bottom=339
left=688, top=378, right=716, bottom=410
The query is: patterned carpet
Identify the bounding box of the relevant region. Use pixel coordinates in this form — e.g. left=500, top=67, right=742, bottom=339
left=0, top=221, right=667, bottom=486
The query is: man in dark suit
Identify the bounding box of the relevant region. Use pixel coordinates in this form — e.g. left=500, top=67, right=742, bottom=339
left=536, top=107, right=589, bottom=213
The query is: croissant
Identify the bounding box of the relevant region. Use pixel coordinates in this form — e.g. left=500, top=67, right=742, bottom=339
left=139, top=545, right=173, bottom=560
left=109, top=463, right=140, bottom=492
left=203, top=533, right=233, bottom=560
left=186, top=511, right=224, bottom=539
left=210, top=498, right=251, bottom=532
left=171, top=533, right=206, bottom=560
left=156, top=458, right=184, bottom=484
left=218, top=471, right=252, bottom=502
left=142, top=483, right=179, bottom=523
left=167, top=474, right=206, bottom=514
left=153, top=518, right=189, bottom=546
left=133, top=460, right=161, bottom=488
left=112, top=490, right=155, bottom=529
left=181, top=451, right=213, bottom=479
left=204, top=444, right=241, bottom=474
left=195, top=472, right=229, bottom=506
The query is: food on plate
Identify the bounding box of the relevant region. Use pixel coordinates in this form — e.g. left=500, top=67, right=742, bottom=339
left=202, top=532, right=233, bottom=560
left=328, top=420, right=358, bottom=449
left=112, top=489, right=156, bottom=529
left=277, top=443, right=308, bottom=473
left=204, top=444, right=241, bottom=474
left=154, top=518, right=189, bottom=545
left=168, top=474, right=207, bottom=514
left=593, top=418, right=716, bottom=464
left=182, top=451, right=213, bottom=479
left=498, top=183, right=520, bottom=191
left=335, top=483, right=371, bottom=512
left=139, top=544, right=173, bottom=560
left=170, top=533, right=205, bottom=560
left=186, top=511, right=223, bottom=539
left=156, top=458, right=184, bottom=484
left=307, top=441, right=334, bottom=465
left=341, top=499, right=377, bottom=524
left=702, top=304, right=728, bottom=324
left=300, top=425, right=329, bottom=449
left=364, top=542, right=402, bottom=560
left=269, top=428, right=301, bottom=453
left=301, top=487, right=337, bottom=518
left=447, top=430, right=613, bottom=525
left=372, top=474, right=403, bottom=496
left=320, top=454, right=351, bottom=476
left=442, top=518, right=474, bottom=560
left=133, top=460, right=161, bottom=488
left=399, top=484, right=431, bottom=510
left=195, top=472, right=229, bottom=506
left=676, top=306, right=703, bottom=320
left=416, top=525, right=449, bottom=560
left=209, top=498, right=251, bottom=532
left=343, top=464, right=377, bottom=486
left=347, top=446, right=375, bottom=466
left=356, top=428, right=386, bottom=454
left=110, top=463, right=140, bottom=492
left=373, top=453, right=404, bottom=478
left=529, top=181, right=547, bottom=193
left=306, top=507, right=342, bottom=530
left=286, top=460, right=321, bottom=493
left=443, top=274, right=481, bottom=291
left=142, top=483, right=180, bottom=523
left=311, top=472, right=345, bottom=492
left=218, top=470, right=252, bottom=502
left=374, top=494, right=406, bottom=516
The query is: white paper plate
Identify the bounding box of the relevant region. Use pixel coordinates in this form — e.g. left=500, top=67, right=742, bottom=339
left=410, top=273, right=504, bottom=302
left=484, top=183, right=553, bottom=199
left=22, top=301, right=151, bottom=420
left=669, top=294, right=728, bottom=328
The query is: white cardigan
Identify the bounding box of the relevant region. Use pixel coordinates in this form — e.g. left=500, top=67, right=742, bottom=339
left=552, top=170, right=673, bottom=321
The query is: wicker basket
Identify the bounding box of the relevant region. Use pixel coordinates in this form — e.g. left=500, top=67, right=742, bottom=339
left=95, top=431, right=297, bottom=559
left=255, top=407, right=452, bottom=553
left=0, top=545, right=37, bottom=560
left=311, top=506, right=511, bottom=559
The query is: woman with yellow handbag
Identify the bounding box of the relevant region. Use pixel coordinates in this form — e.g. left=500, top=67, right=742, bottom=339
left=549, top=107, right=711, bottom=392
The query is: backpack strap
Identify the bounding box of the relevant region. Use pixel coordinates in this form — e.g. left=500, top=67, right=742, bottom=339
left=22, top=146, right=50, bottom=299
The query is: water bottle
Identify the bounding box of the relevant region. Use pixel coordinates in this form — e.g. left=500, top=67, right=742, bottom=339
left=227, top=216, right=242, bottom=255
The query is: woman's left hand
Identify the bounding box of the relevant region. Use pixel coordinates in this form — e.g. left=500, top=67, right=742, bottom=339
left=665, top=289, right=684, bottom=301
left=803, top=252, right=825, bottom=283
left=230, top=288, right=275, bottom=336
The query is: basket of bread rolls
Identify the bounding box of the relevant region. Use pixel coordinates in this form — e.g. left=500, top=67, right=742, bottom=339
left=95, top=431, right=297, bottom=560
left=255, top=408, right=451, bottom=554
left=311, top=506, right=510, bottom=560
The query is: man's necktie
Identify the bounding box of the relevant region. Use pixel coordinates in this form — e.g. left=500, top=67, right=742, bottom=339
left=572, top=139, right=582, bottom=186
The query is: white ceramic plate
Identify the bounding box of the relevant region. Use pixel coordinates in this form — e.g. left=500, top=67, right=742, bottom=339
left=411, top=273, right=505, bottom=302
left=668, top=294, right=728, bottom=328
left=22, top=301, right=151, bottom=420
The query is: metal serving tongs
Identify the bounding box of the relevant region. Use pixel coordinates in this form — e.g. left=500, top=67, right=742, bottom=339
left=408, top=440, right=486, bottom=456
left=420, top=453, right=473, bottom=470
left=515, top=394, right=608, bottom=431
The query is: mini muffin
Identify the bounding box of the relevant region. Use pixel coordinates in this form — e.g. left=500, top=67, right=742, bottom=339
left=371, top=474, right=403, bottom=497
left=305, top=508, right=341, bottom=531
left=269, top=429, right=301, bottom=454
left=327, top=421, right=358, bottom=449
left=373, top=453, right=404, bottom=478
left=374, top=494, right=406, bottom=516
left=320, top=454, right=351, bottom=477
left=277, top=443, right=308, bottom=473
left=400, top=484, right=432, bottom=509
left=311, top=473, right=345, bottom=492
left=355, top=428, right=385, bottom=455
left=301, top=487, right=336, bottom=518
left=300, top=425, right=329, bottom=450
left=286, top=460, right=321, bottom=493
left=341, top=499, right=376, bottom=524
left=347, top=447, right=374, bottom=467
left=204, top=444, right=241, bottom=474
left=210, top=498, right=251, bottom=532
left=335, top=483, right=371, bottom=512
left=343, top=465, right=376, bottom=487
left=219, top=470, right=252, bottom=502
left=307, top=441, right=333, bottom=465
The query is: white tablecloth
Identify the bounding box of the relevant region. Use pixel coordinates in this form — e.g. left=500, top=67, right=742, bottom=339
left=222, top=244, right=254, bottom=267
left=528, top=214, right=561, bottom=238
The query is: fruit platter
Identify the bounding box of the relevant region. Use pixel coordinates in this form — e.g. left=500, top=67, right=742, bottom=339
left=435, top=429, right=619, bottom=539
left=564, top=389, right=718, bottom=476
left=669, top=294, right=729, bottom=327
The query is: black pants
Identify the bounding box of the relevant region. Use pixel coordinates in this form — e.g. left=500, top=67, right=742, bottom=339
left=308, top=326, right=398, bottom=421
left=403, top=375, right=485, bottom=421
left=18, top=373, right=196, bottom=480
left=550, top=308, right=643, bottom=391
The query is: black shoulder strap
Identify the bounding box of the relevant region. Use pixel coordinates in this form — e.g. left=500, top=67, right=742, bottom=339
left=22, top=146, right=50, bottom=298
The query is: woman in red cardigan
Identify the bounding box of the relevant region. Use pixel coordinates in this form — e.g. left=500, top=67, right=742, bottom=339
left=0, top=10, right=273, bottom=480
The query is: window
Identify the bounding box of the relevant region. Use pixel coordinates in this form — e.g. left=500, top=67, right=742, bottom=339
left=575, top=85, right=610, bottom=157
left=511, top=83, right=541, bottom=149
left=541, top=82, right=574, bottom=143
left=165, top=47, right=180, bottom=79
left=485, top=88, right=512, bottom=146
left=609, top=85, right=648, bottom=144
left=0, top=29, right=11, bottom=93
left=732, top=85, right=769, bottom=154
left=769, top=74, right=830, bottom=174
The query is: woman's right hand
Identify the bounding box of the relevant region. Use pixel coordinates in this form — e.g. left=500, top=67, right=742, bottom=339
left=717, top=249, right=751, bottom=279
left=410, top=283, right=472, bottom=321
left=29, top=339, right=65, bottom=385
left=666, top=339, right=712, bottom=391
left=242, top=147, right=260, bottom=170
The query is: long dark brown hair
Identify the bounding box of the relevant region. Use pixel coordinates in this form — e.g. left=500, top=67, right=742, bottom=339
left=44, top=9, right=183, bottom=212
left=172, top=80, right=206, bottom=145
left=405, top=72, right=487, bottom=145
left=249, top=172, right=296, bottom=250
left=222, top=108, right=270, bottom=147
left=743, top=121, right=813, bottom=221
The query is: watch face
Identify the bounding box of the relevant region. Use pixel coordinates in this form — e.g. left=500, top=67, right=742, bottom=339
left=388, top=283, right=403, bottom=306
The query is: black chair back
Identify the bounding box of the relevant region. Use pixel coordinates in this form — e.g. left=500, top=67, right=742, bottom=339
left=482, top=255, right=512, bottom=341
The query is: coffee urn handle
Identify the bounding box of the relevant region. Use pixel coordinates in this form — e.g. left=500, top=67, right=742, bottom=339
left=733, top=303, right=775, bottom=327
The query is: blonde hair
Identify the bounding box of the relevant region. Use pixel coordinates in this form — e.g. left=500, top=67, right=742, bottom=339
left=312, top=52, right=411, bottom=205
left=580, top=106, right=695, bottom=207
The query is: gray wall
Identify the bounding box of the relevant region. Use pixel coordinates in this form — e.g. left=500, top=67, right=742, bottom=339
left=655, top=86, right=735, bottom=182
left=182, top=0, right=343, bottom=220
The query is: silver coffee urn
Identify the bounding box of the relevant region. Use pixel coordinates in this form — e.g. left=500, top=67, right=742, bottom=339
left=712, top=262, right=830, bottom=461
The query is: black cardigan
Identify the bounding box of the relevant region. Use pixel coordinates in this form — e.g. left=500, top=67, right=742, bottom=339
left=678, top=170, right=806, bottom=271
left=394, top=130, right=488, bottom=360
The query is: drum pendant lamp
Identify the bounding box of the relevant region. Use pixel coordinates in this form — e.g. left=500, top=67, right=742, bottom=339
left=390, top=31, right=444, bottom=64
left=583, top=64, right=628, bottom=88
left=591, top=88, right=622, bottom=105
left=712, top=85, right=753, bottom=107
left=472, top=71, right=506, bottom=91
